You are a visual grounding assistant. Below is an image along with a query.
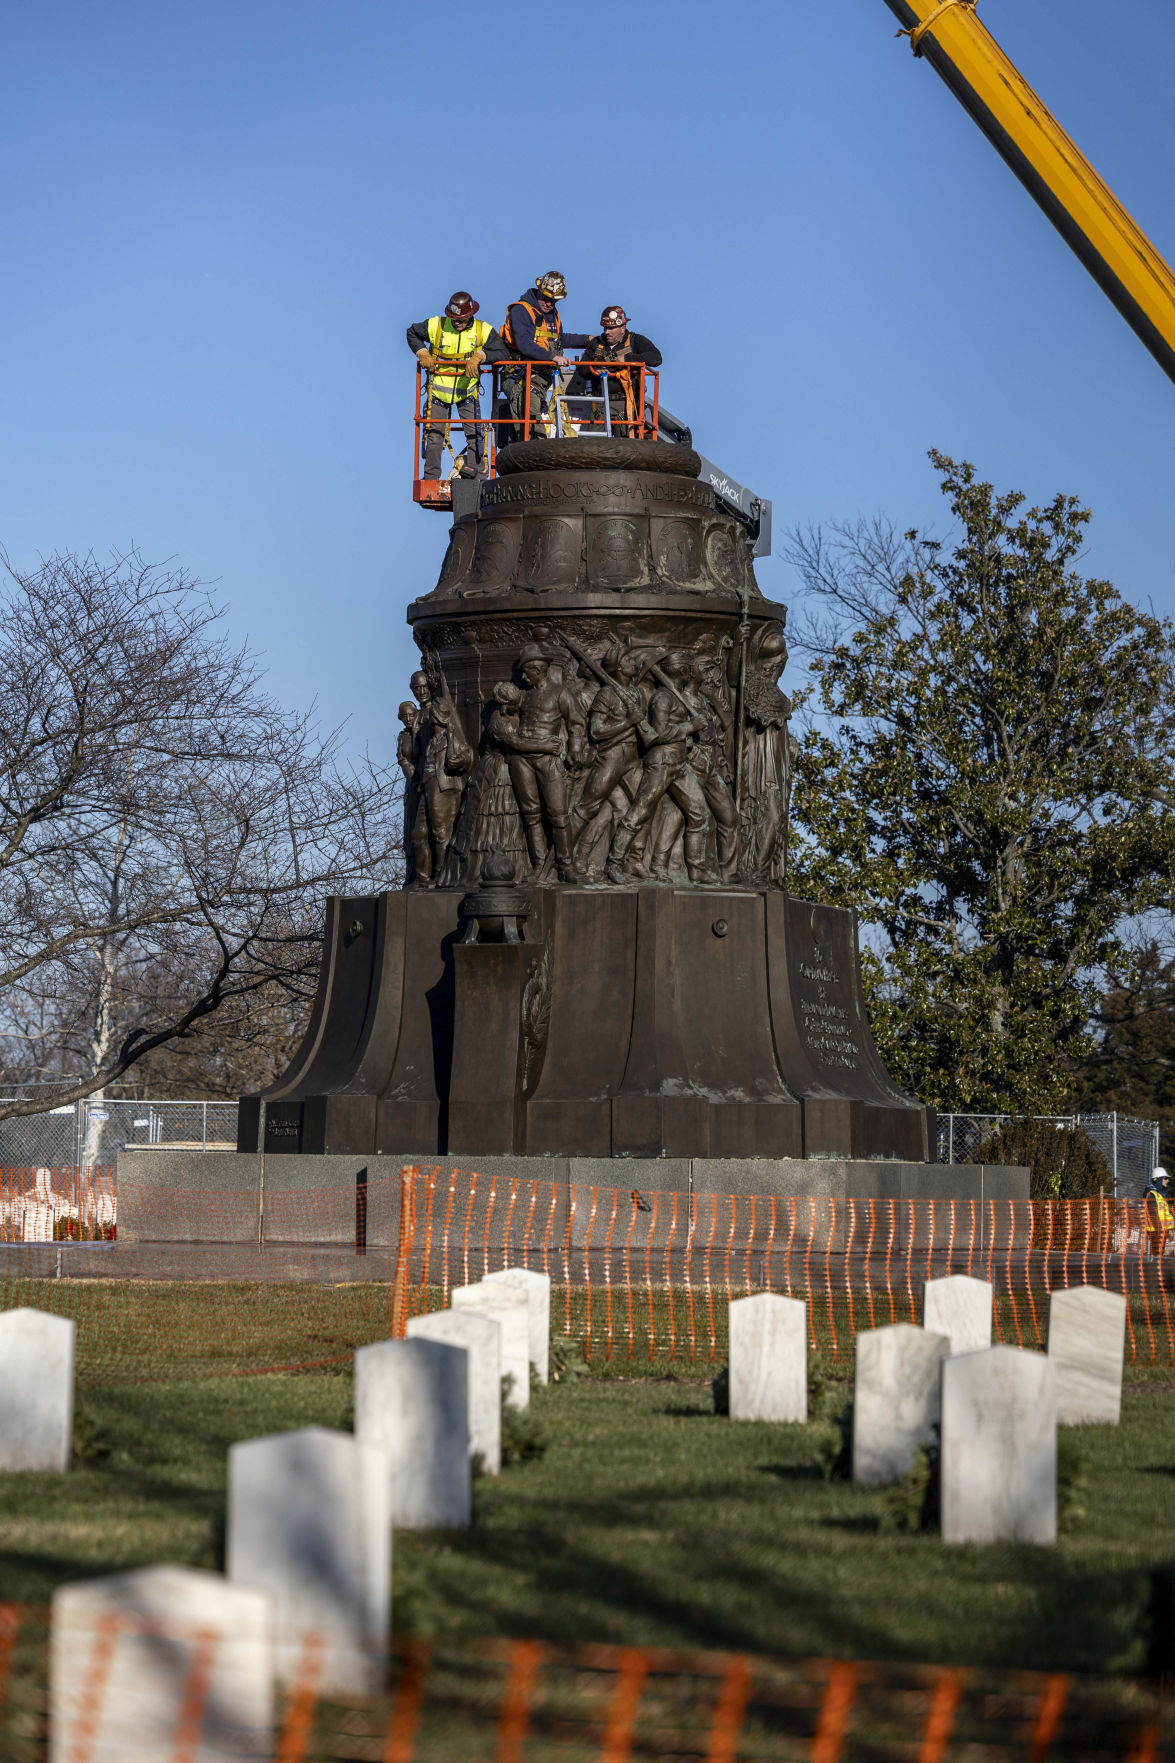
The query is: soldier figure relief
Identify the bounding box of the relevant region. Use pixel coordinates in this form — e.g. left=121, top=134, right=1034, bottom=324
left=402, top=666, right=474, bottom=886
left=409, top=613, right=794, bottom=892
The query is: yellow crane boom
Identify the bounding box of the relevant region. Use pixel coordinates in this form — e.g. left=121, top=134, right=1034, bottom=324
left=881, top=0, right=1175, bottom=385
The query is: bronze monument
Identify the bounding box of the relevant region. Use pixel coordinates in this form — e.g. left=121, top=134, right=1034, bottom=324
left=239, top=438, right=933, bottom=1165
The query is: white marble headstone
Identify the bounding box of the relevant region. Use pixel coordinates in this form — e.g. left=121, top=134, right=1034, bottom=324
left=941, top=1346, right=1057, bottom=1544
left=355, top=1337, right=471, bottom=1529
left=853, top=1323, right=950, bottom=1485
left=407, top=1308, right=502, bottom=1472
left=0, top=1307, right=75, bottom=1471
left=451, top=1282, right=530, bottom=1409
left=923, top=1275, right=993, bottom=1356
left=227, top=1426, right=390, bottom=1696
left=485, top=1266, right=550, bottom=1383
left=50, top=1565, right=273, bottom=1762
left=727, top=1293, right=806, bottom=1421
left=1047, top=1285, right=1127, bottom=1425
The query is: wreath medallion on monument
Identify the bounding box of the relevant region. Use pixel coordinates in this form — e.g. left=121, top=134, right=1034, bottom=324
left=437, top=522, right=476, bottom=594
left=465, top=519, right=521, bottom=594
left=705, top=523, right=744, bottom=594
left=521, top=517, right=581, bottom=591
left=652, top=517, right=702, bottom=587
left=588, top=516, right=647, bottom=589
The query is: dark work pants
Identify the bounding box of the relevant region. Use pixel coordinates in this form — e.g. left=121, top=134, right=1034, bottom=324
left=499, top=374, right=551, bottom=448
left=422, top=395, right=484, bottom=478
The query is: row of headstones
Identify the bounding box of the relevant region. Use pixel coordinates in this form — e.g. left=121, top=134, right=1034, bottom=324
left=0, top=1270, right=552, bottom=1757
left=728, top=1275, right=1128, bottom=1545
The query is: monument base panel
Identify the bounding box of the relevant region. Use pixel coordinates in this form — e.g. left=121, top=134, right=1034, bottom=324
left=241, top=887, right=937, bottom=1164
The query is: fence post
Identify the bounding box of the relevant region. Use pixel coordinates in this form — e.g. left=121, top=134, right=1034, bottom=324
left=947, top=1114, right=954, bottom=1165
left=202, top=1102, right=208, bottom=1152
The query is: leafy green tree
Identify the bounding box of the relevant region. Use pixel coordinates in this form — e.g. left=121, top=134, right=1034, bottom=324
left=787, top=451, right=1175, bottom=1113
left=1073, top=940, right=1175, bottom=1160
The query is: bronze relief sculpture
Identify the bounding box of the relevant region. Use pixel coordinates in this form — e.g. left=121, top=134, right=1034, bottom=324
left=400, top=438, right=796, bottom=892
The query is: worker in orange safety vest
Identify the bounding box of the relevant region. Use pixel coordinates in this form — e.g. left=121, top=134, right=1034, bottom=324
left=498, top=272, right=590, bottom=447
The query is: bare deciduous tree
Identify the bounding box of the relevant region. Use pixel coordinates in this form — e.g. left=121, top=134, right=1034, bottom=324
left=0, top=548, right=402, bottom=1121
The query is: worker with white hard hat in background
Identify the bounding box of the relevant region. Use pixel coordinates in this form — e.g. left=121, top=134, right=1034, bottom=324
left=407, top=292, right=507, bottom=480
left=569, top=306, right=663, bottom=437
left=497, top=272, right=591, bottom=447
left=1144, top=1165, right=1173, bottom=1257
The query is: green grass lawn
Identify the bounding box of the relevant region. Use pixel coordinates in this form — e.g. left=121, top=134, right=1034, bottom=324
left=2, top=1366, right=1172, bottom=1680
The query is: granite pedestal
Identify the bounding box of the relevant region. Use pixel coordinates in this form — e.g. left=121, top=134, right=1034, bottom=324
left=114, top=1148, right=1028, bottom=1256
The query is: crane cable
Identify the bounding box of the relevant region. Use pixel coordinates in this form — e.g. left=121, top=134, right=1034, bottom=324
left=897, top=0, right=978, bottom=57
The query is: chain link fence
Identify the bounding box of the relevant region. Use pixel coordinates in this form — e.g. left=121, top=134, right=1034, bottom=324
left=0, top=1100, right=1160, bottom=1198
left=0, top=1098, right=239, bottom=1169
left=937, top=1111, right=1160, bottom=1199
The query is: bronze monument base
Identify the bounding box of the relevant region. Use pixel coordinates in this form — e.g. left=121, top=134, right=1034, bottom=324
left=238, top=884, right=932, bottom=1163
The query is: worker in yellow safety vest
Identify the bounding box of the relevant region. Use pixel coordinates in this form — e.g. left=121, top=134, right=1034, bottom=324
left=498, top=271, right=591, bottom=447
left=406, top=292, right=507, bottom=480
left=1144, top=1165, right=1173, bottom=1256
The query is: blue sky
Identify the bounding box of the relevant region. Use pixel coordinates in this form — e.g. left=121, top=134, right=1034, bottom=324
left=3, top=0, right=1174, bottom=759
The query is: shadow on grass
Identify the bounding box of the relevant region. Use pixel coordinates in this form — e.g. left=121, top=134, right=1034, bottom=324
left=399, top=1500, right=1159, bottom=1676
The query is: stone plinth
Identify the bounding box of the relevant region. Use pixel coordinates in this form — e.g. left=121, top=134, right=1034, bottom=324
left=0, top=1308, right=74, bottom=1471
left=407, top=1309, right=503, bottom=1472
left=728, top=1292, right=807, bottom=1421
left=923, top=1275, right=993, bottom=1355
left=1047, top=1286, right=1127, bottom=1425
left=227, top=1427, right=390, bottom=1695
left=50, top=1565, right=273, bottom=1762
left=354, top=1339, right=470, bottom=1530
left=852, top=1323, right=949, bottom=1486
left=940, top=1347, right=1057, bottom=1544
left=114, top=1148, right=1028, bottom=1255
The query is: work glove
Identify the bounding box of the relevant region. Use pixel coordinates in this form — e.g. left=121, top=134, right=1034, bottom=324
left=416, top=349, right=437, bottom=370
left=467, top=349, right=486, bottom=379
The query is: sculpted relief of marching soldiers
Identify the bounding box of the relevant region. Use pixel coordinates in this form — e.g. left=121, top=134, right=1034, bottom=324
left=400, top=619, right=797, bottom=891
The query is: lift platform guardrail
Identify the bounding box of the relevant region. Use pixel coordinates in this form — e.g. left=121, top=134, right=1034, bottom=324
left=413, top=357, right=661, bottom=511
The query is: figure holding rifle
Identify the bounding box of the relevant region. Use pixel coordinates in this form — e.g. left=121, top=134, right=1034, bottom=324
left=557, top=638, right=651, bottom=863
left=605, top=649, right=712, bottom=886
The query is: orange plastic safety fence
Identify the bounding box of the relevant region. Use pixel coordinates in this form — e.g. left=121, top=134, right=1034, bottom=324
left=275, top=1630, right=325, bottom=1763
left=393, top=1169, right=1174, bottom=1371
left=0, top=1166, right=115, bottom=1243
left=598, top=1648, right=650, bottom=1763
left=811, top=1660, right=859, bottom=1763
left=0, top=1166, right=1168, bottom=1384
left=917, top=1667, right=963, bottom=1763
left=3, top=1618, right=1168, bottom=1762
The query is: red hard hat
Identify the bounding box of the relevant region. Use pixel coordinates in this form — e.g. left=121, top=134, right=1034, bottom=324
left=600, top=305, right=627, bottom=328
left=445, top=291, right=480, bottom=320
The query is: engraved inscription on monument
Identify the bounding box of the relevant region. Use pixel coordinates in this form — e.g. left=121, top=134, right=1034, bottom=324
left=796, top=942, right=861, bottom=1072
